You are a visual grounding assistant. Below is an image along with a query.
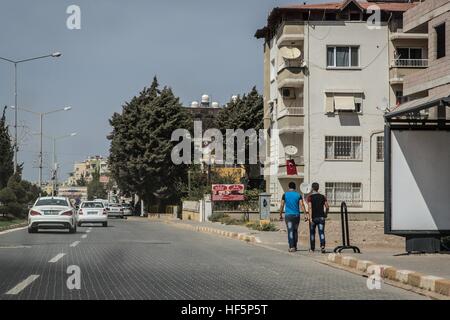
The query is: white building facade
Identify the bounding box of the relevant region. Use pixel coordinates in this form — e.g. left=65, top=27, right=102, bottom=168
left=256, top=0, right=425, bottom=213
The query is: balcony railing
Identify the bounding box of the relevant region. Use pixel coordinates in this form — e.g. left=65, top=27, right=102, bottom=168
left=277, top=107, right=304, bottom=118
left=392, top=59, right=428, bottom=68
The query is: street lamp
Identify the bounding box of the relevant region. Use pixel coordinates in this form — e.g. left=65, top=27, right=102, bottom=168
left=9, top=105, right=72, bottom=187
left=0, top=52, right=62, bottom=173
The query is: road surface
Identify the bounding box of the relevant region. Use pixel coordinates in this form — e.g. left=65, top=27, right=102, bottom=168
left=0, top=219, right=427, bottom=300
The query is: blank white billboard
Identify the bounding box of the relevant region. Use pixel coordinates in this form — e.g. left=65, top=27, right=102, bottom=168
left=391, top=130, right=450, bottom=231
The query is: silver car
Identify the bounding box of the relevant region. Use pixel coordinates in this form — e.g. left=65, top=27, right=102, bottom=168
left=106, top=203, right=124, bottom=219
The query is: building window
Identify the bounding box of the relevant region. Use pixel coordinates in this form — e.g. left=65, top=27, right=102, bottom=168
left=325, top=182, right=362, bottom=207
left=376, top=136, right=384, bottom=161
left=436, top=23, right=446, bottom=59
left=396, top=48, right=423, bottom=60
left=327, top=46, right=359, bottom=68
left=325, top=136, right=362, bottom=160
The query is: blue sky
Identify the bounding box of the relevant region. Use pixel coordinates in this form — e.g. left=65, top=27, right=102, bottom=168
left=0, top=0, right=329, bottom=182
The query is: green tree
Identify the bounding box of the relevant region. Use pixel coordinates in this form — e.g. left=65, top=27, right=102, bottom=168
left=76, top=174, right=87, bottom=187
left=0, top=107, right=14, bottom=189
left=108, top=77, right=192, bottom=211
left=87, top=169, right=107, bottom=200
left=215, top=87, right=263, bottom=183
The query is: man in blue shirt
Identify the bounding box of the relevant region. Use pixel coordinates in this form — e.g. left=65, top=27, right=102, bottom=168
left=279, top=182, right=306, bottom=252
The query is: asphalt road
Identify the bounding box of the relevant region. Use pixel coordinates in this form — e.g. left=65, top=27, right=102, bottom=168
left=0, top=219, right=427, bottom=300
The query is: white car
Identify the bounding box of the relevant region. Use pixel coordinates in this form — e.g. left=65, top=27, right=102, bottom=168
left=77, top=201, right=108, bottom=227
left=106, top=203, right=124, bottom=219
left=28, top=197, right=77, bottom=234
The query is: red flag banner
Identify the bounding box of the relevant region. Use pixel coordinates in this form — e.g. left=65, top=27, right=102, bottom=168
left=286, top=159, right=297, bottom=175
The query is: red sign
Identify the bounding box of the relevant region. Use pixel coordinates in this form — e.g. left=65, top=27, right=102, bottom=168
left=212, top=184, right=245, bottom=201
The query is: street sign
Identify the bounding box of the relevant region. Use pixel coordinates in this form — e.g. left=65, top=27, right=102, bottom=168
left=212, top=184, right=245, bottom=201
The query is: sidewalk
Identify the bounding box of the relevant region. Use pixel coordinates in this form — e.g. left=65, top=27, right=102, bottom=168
left=145, top=216, right=450, bottom=298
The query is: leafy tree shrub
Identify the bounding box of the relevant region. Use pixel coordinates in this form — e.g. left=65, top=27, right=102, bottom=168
left=246, top=221, right=278, bottom=232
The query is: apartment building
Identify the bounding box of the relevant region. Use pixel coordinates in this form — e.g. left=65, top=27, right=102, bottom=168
left=66, top=155, right=109, bottom=186
left=255, top=0, right=424, bottom=213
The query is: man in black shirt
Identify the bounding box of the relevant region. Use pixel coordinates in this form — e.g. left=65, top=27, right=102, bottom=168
left=307, top=182, right=329, bottom=253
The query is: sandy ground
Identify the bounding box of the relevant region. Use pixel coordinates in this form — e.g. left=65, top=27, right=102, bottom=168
left=275, top=219, right=405, bottom=249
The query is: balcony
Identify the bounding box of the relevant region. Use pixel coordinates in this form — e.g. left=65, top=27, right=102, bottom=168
left=277, top=67, right=304, bottom=89
left=392, top=59, right=428, bottom=68
left=277, top=109, right=304, bottom=135
left=277, top=163, right=305, bottom=179
left=276, top=23, right=304, bottom=47
left=389, top=32, right=428, bottom=41
left=389, top=59, right=428, bottom=85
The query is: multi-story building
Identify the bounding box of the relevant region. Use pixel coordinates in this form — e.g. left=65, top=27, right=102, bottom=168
left=255, top=0, right=425, bottom=213
left=402, top=0, right=450, bottom=103
left=66, top=156, right=109, bottom=186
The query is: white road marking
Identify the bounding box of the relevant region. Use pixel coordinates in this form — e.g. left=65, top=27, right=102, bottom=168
left=70, top=241, right=80, bottom=247
left=5, top=275, right=40, bottom=295
left=48, top=253, right=66, bottom=263
left=81, top=234, right=87, bottom=239
left=86, top=229, right=91, bottom=233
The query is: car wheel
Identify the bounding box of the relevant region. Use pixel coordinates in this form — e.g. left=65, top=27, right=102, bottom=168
left=28, top=227, right=36, bottom=234
left=103, top=222, right=108, bottom=227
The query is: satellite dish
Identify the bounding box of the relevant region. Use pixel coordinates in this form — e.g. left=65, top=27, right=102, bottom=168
left=300, top=183, right=312, bottom=194
left=378, top=97, right=389, bottom=112
left=284, top=145, right=298, bottom=156
left=280, top=46, right=302, bottom=60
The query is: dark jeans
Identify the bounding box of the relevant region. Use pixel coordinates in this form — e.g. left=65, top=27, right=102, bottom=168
left=310, top=217, right=326, bottom=251
left=285, top=215, right=300, bottom=249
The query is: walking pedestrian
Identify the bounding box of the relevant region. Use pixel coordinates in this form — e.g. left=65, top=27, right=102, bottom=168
left=279, top=182, right=306, bottom=252
left=307, top=183, right=329, bottom=254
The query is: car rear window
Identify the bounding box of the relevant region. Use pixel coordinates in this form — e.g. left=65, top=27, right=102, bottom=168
left=81, top=202, right=104, bottom=208
left=35, top=199, right=69, bottom=207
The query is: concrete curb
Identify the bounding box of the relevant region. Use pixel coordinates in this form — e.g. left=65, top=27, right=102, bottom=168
left=327, top=253, right=450, bottom=298
left=158, top=219, right=260, bottom=244
left=0, top=222, right=28, bottom=233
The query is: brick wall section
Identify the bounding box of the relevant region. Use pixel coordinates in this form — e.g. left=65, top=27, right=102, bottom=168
left=404, top=0, right=449, bottom=32
left=404, top=10, right=450, bottom=95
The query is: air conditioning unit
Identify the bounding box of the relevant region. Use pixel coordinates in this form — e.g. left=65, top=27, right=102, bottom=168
left=282, top=88, right=296, bottom=99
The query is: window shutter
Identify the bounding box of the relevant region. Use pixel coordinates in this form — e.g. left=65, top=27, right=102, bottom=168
left=334, top=96, right=355, bottom=111
left=325, top=94, right=334, bottom=113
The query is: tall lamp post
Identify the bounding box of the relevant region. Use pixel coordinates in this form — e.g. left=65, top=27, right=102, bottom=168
left=9, top=106, right=72, bottom=187
left=0, top=52, right=62, bottom=173
left=44, top=132, right=77, bottom=196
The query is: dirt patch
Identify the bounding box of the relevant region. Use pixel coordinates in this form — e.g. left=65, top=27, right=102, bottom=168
left=276, top=219, right=404, bottom=249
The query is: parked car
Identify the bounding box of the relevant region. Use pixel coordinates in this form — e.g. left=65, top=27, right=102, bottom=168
left=77, top=201, right=108, bottom=227
left=121, top=203, right=133, bottom=216
left=28, top=197, right=77, bottom=234
left=106, top=203, right=124, bottom=219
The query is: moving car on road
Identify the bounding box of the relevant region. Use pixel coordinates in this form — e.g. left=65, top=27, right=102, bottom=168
left=106, top=203, right=124, bottom=219
left=28, top=197, right=77, bottom=234
left=77, top=201, right=108, bottom=227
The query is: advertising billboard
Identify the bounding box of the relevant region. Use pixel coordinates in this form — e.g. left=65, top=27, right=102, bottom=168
left=386, top=130, right=450, bottom=234
left=212, top=184, right=245, bottom=201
